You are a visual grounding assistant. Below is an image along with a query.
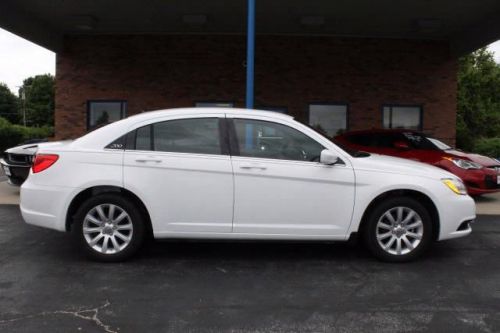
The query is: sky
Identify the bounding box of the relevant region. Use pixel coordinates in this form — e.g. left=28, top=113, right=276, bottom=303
left=1, top=27, right=500, bottom=94
left=0, top=28, right=55, bottom=94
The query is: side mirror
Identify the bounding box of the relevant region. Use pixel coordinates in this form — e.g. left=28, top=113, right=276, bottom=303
left=393, top=140, right=410, bottom=150
left=320, top=149, right=339, bottom=165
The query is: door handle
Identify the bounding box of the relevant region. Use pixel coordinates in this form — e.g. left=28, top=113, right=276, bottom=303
left=135, top=158, right=162, bottom=163
left=239, top=163, right=267, bottom=170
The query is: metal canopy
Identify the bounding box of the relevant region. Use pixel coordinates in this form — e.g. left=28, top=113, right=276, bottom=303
left=1, top=0, right=500, bottom=55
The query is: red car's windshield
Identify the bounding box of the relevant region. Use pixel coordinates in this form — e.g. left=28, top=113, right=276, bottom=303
left=400, top=132, right=441, bottom=150
left=427, top=137, right=452, bottom=151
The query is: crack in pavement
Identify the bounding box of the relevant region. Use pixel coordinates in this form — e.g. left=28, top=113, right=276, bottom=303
left=0, top=300, right=117, bottom=333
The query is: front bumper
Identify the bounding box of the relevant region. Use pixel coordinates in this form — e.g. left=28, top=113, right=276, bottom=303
left=453, top=168, right=499, bottom=196
left=438, top=193, right=476, bottom=241
left=466, top=172, right=500, bottom=195
left=437, top=160, right=500, bottom=196
left=0, top=158, right=30, bottom=186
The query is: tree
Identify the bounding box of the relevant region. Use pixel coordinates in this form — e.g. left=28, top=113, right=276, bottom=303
left=457, top=48, right=500, bottom=151
left=0, top=83, right=19, bottom=124
left=18, top=74, right=55, bottom=127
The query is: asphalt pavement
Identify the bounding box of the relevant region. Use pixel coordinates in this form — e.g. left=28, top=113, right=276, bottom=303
left=0, top=205, right=499, bottom=332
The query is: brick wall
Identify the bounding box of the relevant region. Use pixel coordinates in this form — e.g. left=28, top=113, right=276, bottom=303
left=56, top=35, right=457, bottom=143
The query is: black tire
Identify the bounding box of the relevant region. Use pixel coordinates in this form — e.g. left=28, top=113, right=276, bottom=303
left=72, top=193, right=146, bottom=262
left=362, top=196, right=433, bottom=262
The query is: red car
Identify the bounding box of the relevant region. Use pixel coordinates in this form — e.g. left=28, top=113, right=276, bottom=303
left=335, top=129, right=500, bottom=196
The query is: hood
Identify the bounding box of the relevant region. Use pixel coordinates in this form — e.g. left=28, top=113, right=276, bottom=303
left=351, top=153, right=455, bottom=180
left=445, top=149, right=500, bottom=167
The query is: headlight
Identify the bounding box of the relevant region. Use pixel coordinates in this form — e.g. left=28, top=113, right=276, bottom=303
left=442, top=178, right=468, bottom=195
left=443, top=157, right=482, bottom=170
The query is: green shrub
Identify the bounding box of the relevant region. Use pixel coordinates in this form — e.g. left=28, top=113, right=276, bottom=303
left=0, top=116, right=53, bottom=152
left=474, top=137, right=500, bottom=158
left=0, top=116, right=10, bottom=128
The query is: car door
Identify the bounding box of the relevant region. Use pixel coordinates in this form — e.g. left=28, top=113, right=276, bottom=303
left=123, top=114, right=234, bottom=235
left=227, top=115, right=356, bottom=238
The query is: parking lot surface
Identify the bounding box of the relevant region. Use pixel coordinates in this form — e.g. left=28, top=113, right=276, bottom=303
left=0, top=205, right=499, bottom=332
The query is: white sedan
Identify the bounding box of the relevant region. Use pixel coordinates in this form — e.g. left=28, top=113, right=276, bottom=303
left=20, top=108, right=475, bottom=262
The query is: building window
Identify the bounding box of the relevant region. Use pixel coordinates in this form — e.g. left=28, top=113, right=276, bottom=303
left=308, top=104, right=348, bottom=137
left=87, top=100, right=127, bottom=130
left=383, top=105, right=422, bottom=130
left=195, top=102, right=234, bottom=108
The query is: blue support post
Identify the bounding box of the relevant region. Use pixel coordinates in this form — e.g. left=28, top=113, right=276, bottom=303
left=245, top=0, right=255, bottom=109
left=245, top=0, right=255, bottom=149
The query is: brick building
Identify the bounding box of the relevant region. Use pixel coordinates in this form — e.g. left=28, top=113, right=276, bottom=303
left=1, top=1, right=500, bottom=144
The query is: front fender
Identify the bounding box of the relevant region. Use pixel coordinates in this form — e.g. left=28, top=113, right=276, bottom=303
left=347, top=172, right=444, bottom=236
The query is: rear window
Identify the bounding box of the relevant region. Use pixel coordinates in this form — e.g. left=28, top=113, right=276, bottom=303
left=131, top=118, right=222, bottom=155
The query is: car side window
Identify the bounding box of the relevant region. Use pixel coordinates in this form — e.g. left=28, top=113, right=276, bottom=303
left=346, top=134, right=375, bottom=146
left=135, top=125, right=152, bottom=150
left=233, top=119, right=325, bottom=162
left=377, top=133, right=406, bottom=148
left=132, top=118, right=222, bottom=155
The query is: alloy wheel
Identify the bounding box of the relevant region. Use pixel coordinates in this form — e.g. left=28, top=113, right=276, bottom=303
left=83, top=204, right=134, bottom=255
left=376, top=206, right=424, bottom=255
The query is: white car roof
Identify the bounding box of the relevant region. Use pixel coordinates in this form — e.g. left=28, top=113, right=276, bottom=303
left=127, top=107, right=293, bottom=121
left=72, top=108, right=293, bottom=149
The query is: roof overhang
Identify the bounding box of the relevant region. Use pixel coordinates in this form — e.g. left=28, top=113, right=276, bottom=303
left=1, top=0, right=499, bottom=56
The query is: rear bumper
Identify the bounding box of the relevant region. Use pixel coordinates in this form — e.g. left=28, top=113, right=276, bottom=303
left=20, top=180, right=75, bottom=232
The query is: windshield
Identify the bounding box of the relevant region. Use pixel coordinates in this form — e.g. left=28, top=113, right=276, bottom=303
left=427, top=137, right=452, bottom=151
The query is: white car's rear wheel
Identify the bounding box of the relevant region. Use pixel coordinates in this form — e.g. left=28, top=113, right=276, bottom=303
left=73, top=194, right=145, bottom=262
left=364, top=197, right=433, bottom=262
left=83, top=204, right=134, bottom=255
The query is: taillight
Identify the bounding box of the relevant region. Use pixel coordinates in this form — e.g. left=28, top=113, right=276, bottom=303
left=32, top=154, right=59, bottom=173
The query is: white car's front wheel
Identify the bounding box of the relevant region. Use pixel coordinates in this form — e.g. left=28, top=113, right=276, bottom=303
left=363, top=197, right=433, bottom=262
left=73, top=194, right=146, bottom=262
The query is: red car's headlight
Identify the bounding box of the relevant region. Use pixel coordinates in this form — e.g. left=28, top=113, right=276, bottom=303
left=443, top=157, right=482, bottom=170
